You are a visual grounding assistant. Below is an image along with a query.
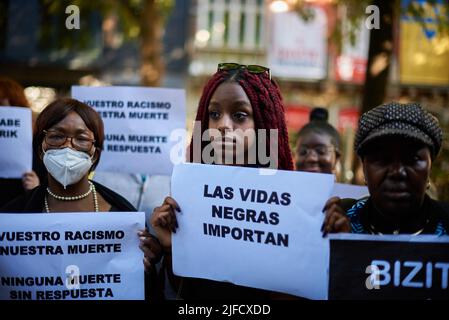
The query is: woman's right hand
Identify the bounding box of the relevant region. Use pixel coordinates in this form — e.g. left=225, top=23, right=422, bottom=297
left=150, top=196, right=181, bottom=252
left=22, top=170, right=40, bottom=191
left=321, top=196, right=351, bottom=237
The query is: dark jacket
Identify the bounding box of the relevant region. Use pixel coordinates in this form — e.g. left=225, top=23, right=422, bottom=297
left=0, top=178, right=24, bottom=209
left=0, top=151, right=47, bottom=208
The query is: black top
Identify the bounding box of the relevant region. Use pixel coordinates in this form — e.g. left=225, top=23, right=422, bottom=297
left=0, top=153, right=47, bottom=208
left=0, top=178, right=24, bottom=208
left=179, top=277, right=271, bottom=300
left=0, top=180, right=135, bottom=213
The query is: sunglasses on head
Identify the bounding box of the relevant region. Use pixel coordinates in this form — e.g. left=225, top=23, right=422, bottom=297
left=217, top=62, right=271, bottom=80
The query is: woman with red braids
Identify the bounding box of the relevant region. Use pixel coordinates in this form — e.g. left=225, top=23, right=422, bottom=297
left=151, top=63, right=293, bottom=299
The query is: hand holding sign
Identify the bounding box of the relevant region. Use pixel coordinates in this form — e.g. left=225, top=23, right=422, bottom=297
left=0, top=107, right=32, bottom=178
left=171, top=163, right=335, bottom=299
left=321, top=196, right=350, bottom=237
left=71, top=86, right=186, bottom=175
left=22, top=171, right=40, bottom=191
left=150, top=196, right=181, bottom=251
left=138, top=229, right=162, bottom=273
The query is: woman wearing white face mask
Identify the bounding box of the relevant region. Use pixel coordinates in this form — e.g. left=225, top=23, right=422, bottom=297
left=1, top=98, right=163, bottom=300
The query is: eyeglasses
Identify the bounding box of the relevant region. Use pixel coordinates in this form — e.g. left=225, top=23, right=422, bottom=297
left=217, top=63, right=271, bottom=80
left=43, top=130, right=95, bottom=152
left=297, top=145, right=336, bottom=157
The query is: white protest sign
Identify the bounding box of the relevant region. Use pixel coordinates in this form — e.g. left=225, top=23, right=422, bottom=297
left=72, top=86, right=186, bottom=175
left=171, top=163, right=335, bottom=300
left=0, top=107, right=32, bottom=178
left=0, top=212, right=144, bottom=300
left=331, top=183, right=369, bottom=199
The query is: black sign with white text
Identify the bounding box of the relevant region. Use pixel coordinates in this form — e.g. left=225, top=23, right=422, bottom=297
left=329, top=237, right=449, bottom=300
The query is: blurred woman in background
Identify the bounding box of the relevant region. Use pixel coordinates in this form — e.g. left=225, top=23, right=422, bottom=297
left=0, top=77, right=40, bottom=207
left=295, top=107, right=340, bottom=175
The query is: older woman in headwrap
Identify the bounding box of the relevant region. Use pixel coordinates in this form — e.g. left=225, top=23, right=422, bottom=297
left=322, top=102, right=448, bottom=236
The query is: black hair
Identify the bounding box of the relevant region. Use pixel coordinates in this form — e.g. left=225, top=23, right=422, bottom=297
left=297, top=107, right=341, bottom=151
left=188, top=67, right=293, bottom=170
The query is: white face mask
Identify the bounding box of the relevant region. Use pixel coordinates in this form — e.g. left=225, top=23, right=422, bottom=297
left=43, top=147, right=93, bottom=189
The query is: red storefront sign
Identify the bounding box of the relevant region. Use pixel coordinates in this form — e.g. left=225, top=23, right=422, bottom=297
left=338, top=108, right=359, bottom=131
left=285, top=106, right=311, bottom=131
left=335, top=56, right=367, bottom=84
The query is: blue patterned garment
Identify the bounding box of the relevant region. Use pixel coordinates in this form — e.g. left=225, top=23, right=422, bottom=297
left=346, top=198, right=448, bottom=236
left=435, top=221, right=447, bottom=236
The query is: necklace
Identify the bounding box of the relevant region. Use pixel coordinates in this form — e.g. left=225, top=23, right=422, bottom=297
left=44, top=183, right=99, bottom=213
left=47, top=182, right=94, bottom=201
left=368, top=221, right=428, bottom=236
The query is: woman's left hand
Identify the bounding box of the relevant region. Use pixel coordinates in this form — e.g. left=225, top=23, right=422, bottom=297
left=138, top=229, right=162, bottom=273
left=321, top=196, right=351, bottom=237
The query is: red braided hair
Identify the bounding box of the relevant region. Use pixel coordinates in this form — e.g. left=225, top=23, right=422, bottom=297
left=187, top=68, right=293, bottom=171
